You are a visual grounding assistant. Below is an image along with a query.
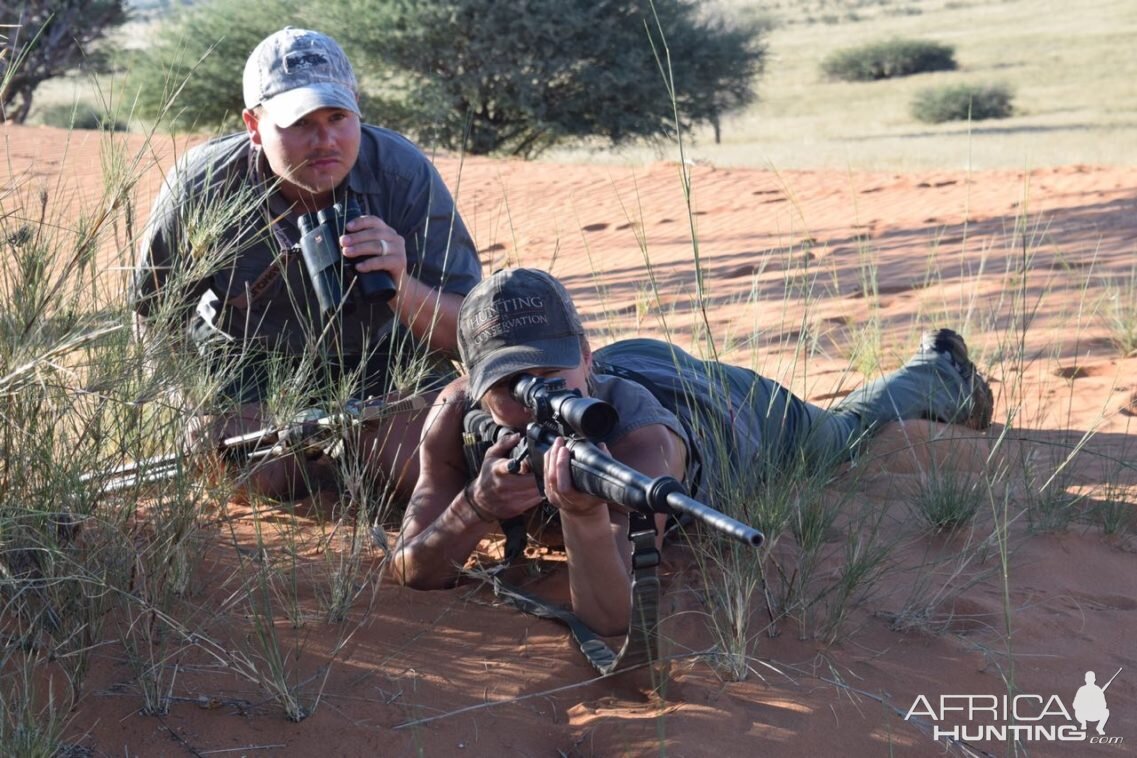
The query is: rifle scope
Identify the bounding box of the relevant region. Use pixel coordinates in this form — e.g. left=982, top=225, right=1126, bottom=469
left=511, top=375, right=617, bottom=442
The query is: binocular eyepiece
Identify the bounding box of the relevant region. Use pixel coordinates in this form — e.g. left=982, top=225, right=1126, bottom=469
left=298, top=198, right=397, bottom=317
left=511, top=375, right=618, bottom=442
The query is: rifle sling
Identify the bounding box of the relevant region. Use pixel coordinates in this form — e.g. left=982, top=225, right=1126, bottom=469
left=487, top=512, right=661, bottom=676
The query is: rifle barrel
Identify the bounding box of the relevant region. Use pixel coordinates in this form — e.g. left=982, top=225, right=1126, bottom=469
left=550, top=432, right=764, bottom=549
left=665, top=491, right=764, bottom=547
left=80, top=452, right=181, bottom=483
left=98, top=461, right=183, bottom=494
left=80, top=394, right=423, bottom=496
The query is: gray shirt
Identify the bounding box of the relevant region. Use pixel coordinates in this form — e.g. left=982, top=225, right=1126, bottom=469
left=132, top=125, right=481, bottom=358
left=595, top=338, right=804, bottom=506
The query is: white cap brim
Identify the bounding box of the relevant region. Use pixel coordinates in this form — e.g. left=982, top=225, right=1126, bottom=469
left=260, top=83, right=359, bottom=128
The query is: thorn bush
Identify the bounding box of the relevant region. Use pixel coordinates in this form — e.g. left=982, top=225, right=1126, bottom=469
left=821, top=38, right=956, bottom=82
left=910, top=83, right=1015, bottom=124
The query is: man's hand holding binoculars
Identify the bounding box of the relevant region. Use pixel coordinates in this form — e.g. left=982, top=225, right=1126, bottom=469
left=340, top=213, right=406, bottom=289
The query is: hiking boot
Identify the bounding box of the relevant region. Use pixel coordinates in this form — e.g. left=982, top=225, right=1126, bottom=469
left=918, top=328, right=994, bottom=430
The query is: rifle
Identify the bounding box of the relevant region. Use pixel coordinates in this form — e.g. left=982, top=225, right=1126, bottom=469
left=464, top=374, right=764, bottom=547
left=85, top=393, right=429, bottom=495
left=461, top=374, right=763, bottom=675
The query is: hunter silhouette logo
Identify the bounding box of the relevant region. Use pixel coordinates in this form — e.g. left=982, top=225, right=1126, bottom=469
left=1074, top=669, right=1120, bottom=736
left=905, top=668, right=1124, bottom=745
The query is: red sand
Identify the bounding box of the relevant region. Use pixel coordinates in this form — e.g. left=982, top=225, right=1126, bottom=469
left=4, top=124, right=1135, bottom=757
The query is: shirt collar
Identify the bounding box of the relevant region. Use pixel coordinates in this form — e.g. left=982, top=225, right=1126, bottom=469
left=249, top=140, right=375, bottom=213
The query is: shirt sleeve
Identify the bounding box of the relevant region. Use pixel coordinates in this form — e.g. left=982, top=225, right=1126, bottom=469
left=131, top=162, right=212, bottom=321
left=592, top=374, right=689, bottom=450
left=373, top=133, right=482, bottom=296
left=132, top=138, right=262, bottom=325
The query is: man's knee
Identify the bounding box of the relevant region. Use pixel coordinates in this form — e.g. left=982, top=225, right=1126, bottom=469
left=186, top=403, right=338, bottom=501
left=356, top=404, right=431, bottom=501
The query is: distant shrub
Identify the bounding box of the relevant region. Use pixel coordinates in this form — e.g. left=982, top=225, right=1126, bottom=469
left=821, top=38, right=956, bottom=81
left=910, top=83, right=1014, bottom=123
left=36, top=102, right=128, bottom=132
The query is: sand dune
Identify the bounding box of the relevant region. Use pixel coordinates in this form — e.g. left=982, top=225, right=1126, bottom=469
left=3, top=124, right=1135, bottom=756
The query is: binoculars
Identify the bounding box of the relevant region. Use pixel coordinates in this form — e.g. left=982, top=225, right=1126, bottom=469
left=298, top=199, right=397, bottom=316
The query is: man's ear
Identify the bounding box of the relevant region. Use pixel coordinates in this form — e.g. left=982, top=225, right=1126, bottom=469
left=242, top=109, right=262, bottom=146
left=581, top=338, right=593, bottom=369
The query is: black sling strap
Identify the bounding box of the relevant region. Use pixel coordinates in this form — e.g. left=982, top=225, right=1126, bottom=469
left=461, top=405, right=663, bottom=674
left=485, top=512, right=661, bottom=675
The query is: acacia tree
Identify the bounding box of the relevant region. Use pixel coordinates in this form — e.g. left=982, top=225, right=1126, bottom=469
left=125, top=0, right=304, bottom=132
left=338, top=0, right=766, bottom=157
left=0, top=0, right=128, bottom=123
left=128, top=0, right=764, bottom=157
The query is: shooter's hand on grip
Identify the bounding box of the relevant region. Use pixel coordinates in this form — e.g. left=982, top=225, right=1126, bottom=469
left=465, top=432, right=544, bottom=523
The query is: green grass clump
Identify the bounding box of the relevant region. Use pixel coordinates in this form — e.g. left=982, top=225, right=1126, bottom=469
left=910, top=82, right=1015, bottom=124
left=910, top=470, right=984, bottom=534
left=820, top=38, right=956, bottom=82
left=1089, top=489, right=1133, bottom=536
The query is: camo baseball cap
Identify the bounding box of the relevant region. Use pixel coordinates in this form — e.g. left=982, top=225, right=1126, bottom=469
left=242, top=28, right=360, bottom=128
left=459, top=269, right=586, bottom=401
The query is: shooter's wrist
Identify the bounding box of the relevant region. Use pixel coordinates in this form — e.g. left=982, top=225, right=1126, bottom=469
left=462, top=482, right=496, bottom=524
left=558, top=501, right=612, bottom=531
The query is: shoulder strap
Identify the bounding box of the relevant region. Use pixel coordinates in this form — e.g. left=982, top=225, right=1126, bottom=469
left=225, top=155, right=301, bottom=311
left=225, top=256, right=289, bottom=310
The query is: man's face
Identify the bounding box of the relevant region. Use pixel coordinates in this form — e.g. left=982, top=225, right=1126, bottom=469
left=243, top=106, right=361, bottom=208
left=480, top=361, right=591, bottom=431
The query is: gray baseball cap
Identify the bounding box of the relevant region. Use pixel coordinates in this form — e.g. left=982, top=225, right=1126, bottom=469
left=459, top=269, right=586, bottom=401
left=242, top=28, right=360, bottom=128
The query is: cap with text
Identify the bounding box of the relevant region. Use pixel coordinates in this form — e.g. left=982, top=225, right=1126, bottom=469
left=242, top=28, right=360, bottom=128
left=459, top=268, right=585, bottom=401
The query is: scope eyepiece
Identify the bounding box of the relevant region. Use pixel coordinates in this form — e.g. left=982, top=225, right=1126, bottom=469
left=511, top=374, right=559, bottom=407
